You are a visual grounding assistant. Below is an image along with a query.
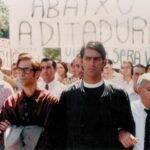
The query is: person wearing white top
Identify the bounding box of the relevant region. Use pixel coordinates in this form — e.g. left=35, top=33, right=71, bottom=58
left=120, top=60, right=133, bottom=94
left=0, top=79, right=14, bottom=108
left=131, top=73, right=150, bottom=150
left=38, top=58, right=66, bottom=99
left=129, top=64, right=146, bottom=102
left=38, top=77, right=65, bottom=99
left=102, top=59, right=123, bottom=88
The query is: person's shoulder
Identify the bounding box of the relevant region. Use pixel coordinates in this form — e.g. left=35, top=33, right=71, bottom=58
left=131, top=100, right=141, bottom=111
left=3, top=91, right=22, bottom=107
left=64, top=79, right=82, bottom=92
left=130, top=100, right=143, bottom=118
left=104, top=81, right=129, bottom=103
left=38, top=89, right=59, bottom=104
left=55, top=80, right=66, bottom=88
left=104, top=81, right=126, bottom=93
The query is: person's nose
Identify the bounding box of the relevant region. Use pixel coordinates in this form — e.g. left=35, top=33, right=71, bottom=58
left=89, top=58, right=95, bottom=65
left=19, top=70, right=25, bottom=77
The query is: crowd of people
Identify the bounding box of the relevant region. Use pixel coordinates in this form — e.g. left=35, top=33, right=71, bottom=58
left=0, top=41, right=149, bottom=150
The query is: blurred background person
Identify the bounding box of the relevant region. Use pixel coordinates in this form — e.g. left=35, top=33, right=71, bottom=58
left=74, top=54, right=83, bottom=79
left=38, top=58, right=65, bottom=99
left=0, top=57, right=21, bottom=92
left=102, top=59, right=122, bottom=87
left=1, top=62, right=22, bottom=92
left=56, top=61, right=68, bottom=84
left=120, top=60, right=133, bottom=94
left=63, top=54, right=83, bottom=85
left=10, top=62, right=18, bottom=79
left=131, top=73, right=150, bottom=150
left=0, top=57, right=10, bottom=76
left=0, top=78, right=14, bottom=108
left=70, top=58, right=76, bottom=75
left=129, top=64, right=146, bottom=102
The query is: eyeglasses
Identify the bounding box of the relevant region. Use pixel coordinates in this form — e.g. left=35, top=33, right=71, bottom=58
left=17, top=67, right=34, bottom=74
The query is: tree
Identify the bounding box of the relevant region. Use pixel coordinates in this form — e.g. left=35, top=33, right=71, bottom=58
left=43, top=48, right=61, bottom=60
left=0, top=0, right=9, bottom=38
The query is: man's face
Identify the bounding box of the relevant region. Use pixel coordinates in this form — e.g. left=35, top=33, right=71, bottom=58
left=132, top=67, right=145, bottom=85
left=82, top=48, right=105, bottom=79
left=40, top=61, right=56, bottom=83
left=138, top=81, right=150, bottom=108
left=17, top=60, right=36, bottom=87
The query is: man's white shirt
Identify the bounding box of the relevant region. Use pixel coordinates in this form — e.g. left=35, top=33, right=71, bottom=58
left=129, top=90, right=140, bottom=102
left=119, top=79, right=133, bottom=94
left=37, top=78, right=66, bottom=99
left=131, top=99, right=147, bottom=150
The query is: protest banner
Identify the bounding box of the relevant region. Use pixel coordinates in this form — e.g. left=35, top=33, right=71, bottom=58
left=8, top=0, right=150, bottom=67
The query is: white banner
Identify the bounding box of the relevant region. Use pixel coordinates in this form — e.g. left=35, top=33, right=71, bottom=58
left=8, top=0, right=150, bottom=66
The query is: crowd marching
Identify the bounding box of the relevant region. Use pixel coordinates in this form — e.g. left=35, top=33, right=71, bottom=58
left=0, top=41, right=149, bottom=150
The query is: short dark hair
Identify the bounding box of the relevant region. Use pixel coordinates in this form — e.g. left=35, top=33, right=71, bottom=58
left=80, top=41, right=106, bottom=60
left=17, top=54, right=41, bottom=72
left=41, top=58, right=57, bottom=70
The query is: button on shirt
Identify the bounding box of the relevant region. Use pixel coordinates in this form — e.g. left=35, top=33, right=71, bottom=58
left=131, top=100, right=147, bottom=150
left=19, top=97, right=35, bottom=124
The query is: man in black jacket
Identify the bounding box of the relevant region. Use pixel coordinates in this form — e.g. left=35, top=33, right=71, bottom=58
left=57, top=41, right=136, bottom=150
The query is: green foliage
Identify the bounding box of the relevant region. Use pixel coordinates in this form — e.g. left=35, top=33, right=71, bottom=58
left=43, top=48, right=61, bottom=60
left=0, top=0, right=9, bottom=38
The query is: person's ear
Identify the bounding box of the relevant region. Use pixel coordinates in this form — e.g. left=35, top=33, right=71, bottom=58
left=137, top=86, right=141, bottom=94
left=35, top=70, right=41, bottom=79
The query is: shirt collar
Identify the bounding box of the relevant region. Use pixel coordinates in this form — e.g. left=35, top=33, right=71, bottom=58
left=138, top=99, right=148, bottom=112
left=21, top=89, right=41, bottom=102
left=47, top=78, right=56, bottom=87
left=83, top=80, right=104, bottom=88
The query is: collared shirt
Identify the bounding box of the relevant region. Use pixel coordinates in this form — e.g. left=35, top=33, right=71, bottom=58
left=0, top=89, right=58, bottom=149
left=38, top=78, right=66, bottom=99
left=131, top=99, right=147, bottom=150
left=0, top=89, right=58, bottom=126
left=119, top=79, right=133, bottom=94
left=83, top=80, right=104, bottom=88
left=129, top=90, right=140, bottom=102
